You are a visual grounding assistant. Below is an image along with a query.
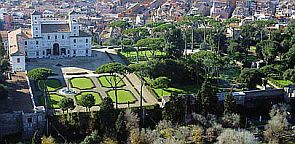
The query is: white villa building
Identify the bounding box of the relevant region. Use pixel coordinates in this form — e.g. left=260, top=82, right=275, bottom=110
left=8, top=10, right=92, bottom=72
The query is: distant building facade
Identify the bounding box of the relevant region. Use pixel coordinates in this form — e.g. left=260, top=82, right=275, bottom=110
left=8, top=10, right=92, bottom=72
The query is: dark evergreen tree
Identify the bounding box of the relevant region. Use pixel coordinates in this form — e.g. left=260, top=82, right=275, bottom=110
left=196, top=80, right=218, bottom=114
left=115, top=111, right=128, bottom=142
left=162, top=95, right=185, bottom=124
left=223, top=90, right=236, bottom=114
left=99, top=97, right=116, bottom=137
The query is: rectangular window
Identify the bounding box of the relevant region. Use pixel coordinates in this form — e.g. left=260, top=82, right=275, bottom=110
left=73, top=50, right=76, bottom=54
left=74, top=26, right=76, bottom=29
left=36, top=41, right=38, bottom=45
left=17, top=58, right=20, bottom=63
left=55, top=35, right=57, bottom=39
left=86, top=50, right=88, bottom=54
left=36, top=51, right=39, bottom=56
left=62, top=35, right=64, bottom=39
left=27, top=118, right=32, bottom=123
left=73, top=39, right=76, bottom=43
left=86, top=39, right=88, bottom=43
left=48, top=36, right=50, bottom=40
left=25, top=41, right=27, bottom=45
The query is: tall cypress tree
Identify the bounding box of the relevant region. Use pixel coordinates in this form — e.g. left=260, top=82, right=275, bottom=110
left=197, top=80, right=218, bottom=114
left=223, top=89, right=236, bottom=114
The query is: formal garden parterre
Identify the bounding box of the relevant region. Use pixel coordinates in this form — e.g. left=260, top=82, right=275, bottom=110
left=34, top=74, right=139, bottom=110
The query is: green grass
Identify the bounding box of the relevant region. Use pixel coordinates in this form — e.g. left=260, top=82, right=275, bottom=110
left=120, top=50, right=166, bottom=63
left=49, top=94, right=64, bottom=109
left=107, top=89, right=136, bottom=103
left=153, top=87, right=187, bottom=98
left=75, top=91, right=102, bottom=105
left=70, top=77, right=94, bottom=90
left=273, top=79, right=293, bottom=87
left=98, top=75, right=125, bottom=88
left=38, top=79, right=62, bottom=91
left=152, top=85, right=199, bottom=99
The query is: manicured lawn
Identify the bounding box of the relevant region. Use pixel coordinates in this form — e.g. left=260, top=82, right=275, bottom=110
left=75, top=91, right=102, bottom=105
left=153, top=87, right=186, bottom=98
left=107, top=89, right=136, bottom=103
left=120, top=50, right=166, bottom=63
left=49, top=94, right=64, bottom=109
left=273, top=79, right=293, bottom=87
left=98, top=75, right=125, bottom=88
left=70, top=77, right=94, bottom=90
left=38, top=79, right=62, bottom=91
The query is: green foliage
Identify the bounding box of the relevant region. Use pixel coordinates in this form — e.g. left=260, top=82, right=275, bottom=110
left=115, top=111, right=128, bottom=142
left=283, top=44, right=295, bottom=68
left=38, top=79, right=62, bottom=91
left=197, top=80, right=218, bottom=114
left=76, top=92, right=102, bottom=105
left=80, top=94, right=95, bottom=111
left=264, top=104, right=290, bottom=143
left=152, top=23, right=176, bottom=33
left=217, top=129, right=258, bottom=144
left=162, top=95, right=185, bottom=124
left=0, top=58, right=9, bottom=73
left=221, top=113, right=240, bottom=128
left=80, top=130, right=101, bottom=144
left=135, top=38, right=164, bottom=50
left=238, top=68, right=264, bottom=89
left=96, top=62, right=129, bottom=75
left=283, top=69, right=295, bottom=82
left=110, top=20, right=130, bottom=29
left=165, top=28, right=185, bottom=58
left=192, top=50, right=225, bottom=77
left=145, top=22, right=166, bottom=28
left=128, top=62, right=149, bottom=76
left=152, top=77, right=171, bottom=89
left=99, top=97, right=116, bottom=135
left=260, top=65, right=281, bottom=77
left=98, top=75, right=125, bottom=88
left=27, top=68, right=52, bottom=80
left=227, top=40, right=244, bottom=61
left=41, top=135, right=56, bottom=144
left=58, top=97, right=75, bottom=113
left=256, top=40, right=279, bottom=64
left=223, top=90, right=235, bottom=114
left=103, top=38, right=120, bottom=46
left=148, top=59, right=203, bottom=84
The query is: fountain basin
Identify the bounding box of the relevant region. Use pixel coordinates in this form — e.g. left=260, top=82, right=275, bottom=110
left=58, top=87, right=78, bottom=95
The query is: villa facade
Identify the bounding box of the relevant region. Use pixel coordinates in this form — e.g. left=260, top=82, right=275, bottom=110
left=8, top=10, right=92, bottom=72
